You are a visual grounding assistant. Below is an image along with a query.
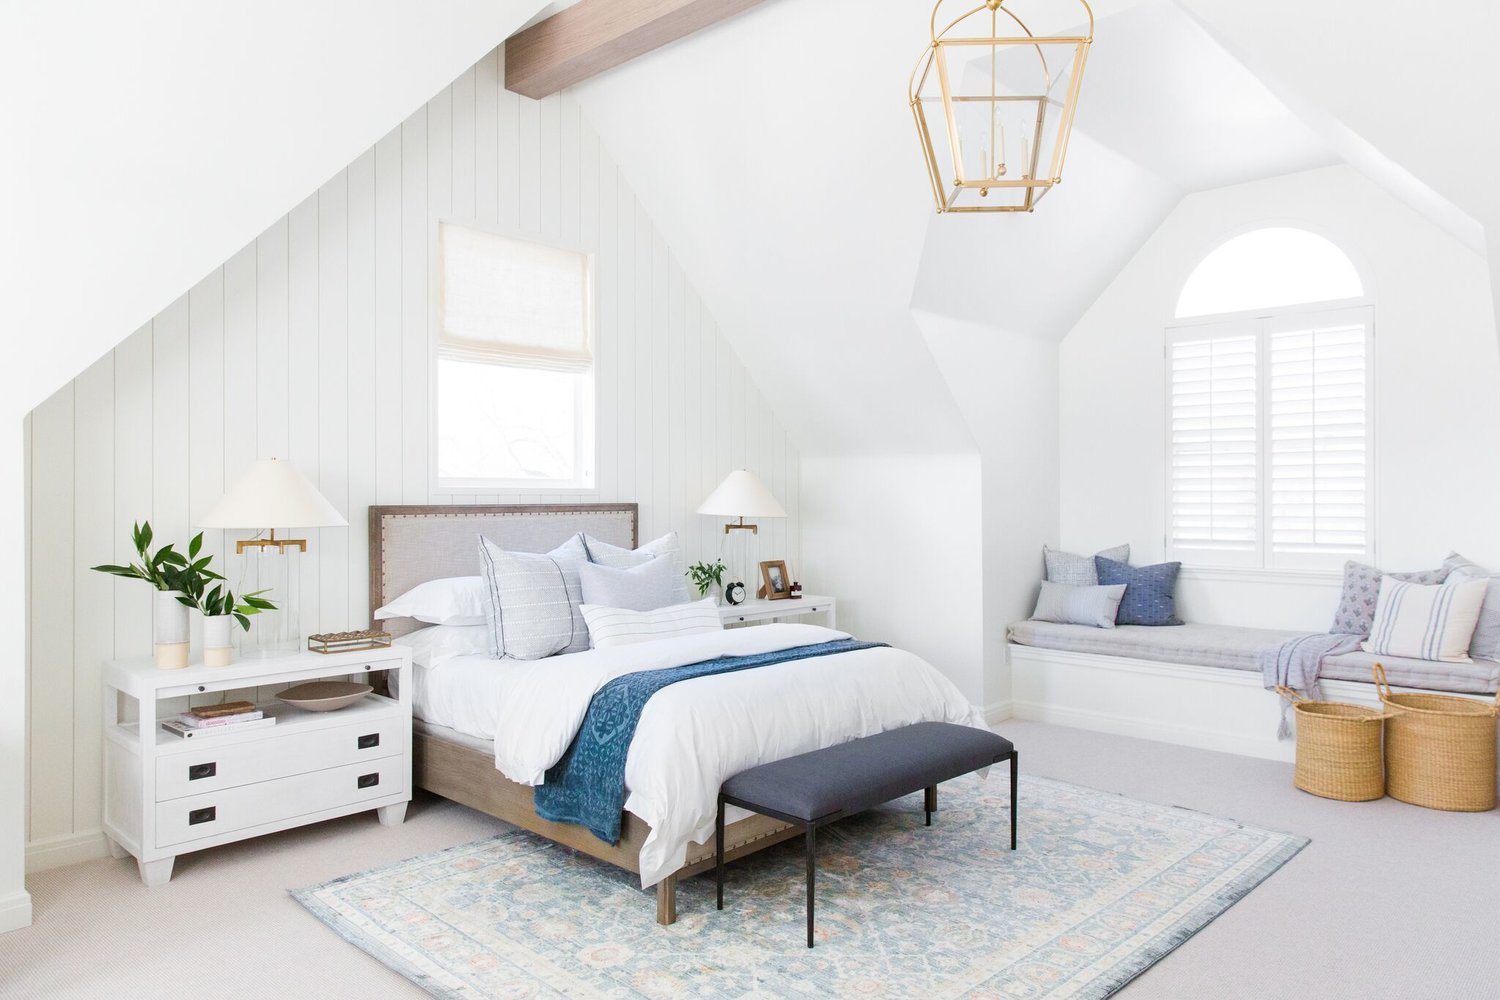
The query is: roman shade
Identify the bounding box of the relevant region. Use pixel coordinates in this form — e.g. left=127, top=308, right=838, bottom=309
left=437, top=222, right=592, bottom=373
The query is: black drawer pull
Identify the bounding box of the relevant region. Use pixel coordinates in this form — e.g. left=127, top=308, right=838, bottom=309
left=357, top=772, right=380, bottom=789
left=188, top=806, right=216, bottom=826
left=188, top=762, right=217, bottom=781
left=357, top=733, right=380, bottom=750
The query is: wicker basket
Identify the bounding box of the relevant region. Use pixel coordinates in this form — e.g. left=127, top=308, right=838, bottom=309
left=1276, top=687, right=1387, bottom=801
left=1374, top=663, right=1500, bottom=812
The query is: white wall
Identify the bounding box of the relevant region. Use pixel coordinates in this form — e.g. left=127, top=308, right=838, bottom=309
left=916, top=313, right=1061, bottom=710
left=800, top=454, right=987, bottom=708
left=22, top=50, right=801, bottom=872
left=1060, top=165, right=1500, bottom=631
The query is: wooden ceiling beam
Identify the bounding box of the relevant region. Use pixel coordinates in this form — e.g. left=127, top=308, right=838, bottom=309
left=505, top=0, right=767, bottom=99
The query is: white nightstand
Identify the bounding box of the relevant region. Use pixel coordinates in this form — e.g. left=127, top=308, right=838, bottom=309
left=719, top=595, right=837, bottom=629
left=103, top=646, right=413, bottom=887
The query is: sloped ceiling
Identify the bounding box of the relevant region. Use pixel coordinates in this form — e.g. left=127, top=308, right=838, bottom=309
left=576, top=0, right=1470, bottom=456
left=0, top=0, right=549, bottom=415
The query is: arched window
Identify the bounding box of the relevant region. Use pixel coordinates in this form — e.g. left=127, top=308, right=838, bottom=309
left=1166, top=228, right=1372, bottom=570
left=1176, top=227, right=1364, bottom=319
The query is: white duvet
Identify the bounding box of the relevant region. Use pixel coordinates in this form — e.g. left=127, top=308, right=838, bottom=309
left=422, top=624, right=986, bottom=886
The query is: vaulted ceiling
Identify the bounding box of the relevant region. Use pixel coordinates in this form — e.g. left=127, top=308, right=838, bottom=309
left=574, top=0, right=1494, bottom=456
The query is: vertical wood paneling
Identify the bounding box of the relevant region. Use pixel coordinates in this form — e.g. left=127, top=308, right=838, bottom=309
left=318, top=172, right=350, bottom=634
left=25, top=49, right=801, bottom=854
left=72, top=354, right=114, bottom=832
left=29, top=385, right=74, bottom=842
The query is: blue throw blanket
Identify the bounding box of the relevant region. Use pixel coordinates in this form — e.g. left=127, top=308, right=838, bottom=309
left=1259, top=632, right=1363, bottom=739
left=534, top=638, right=888, bottom=844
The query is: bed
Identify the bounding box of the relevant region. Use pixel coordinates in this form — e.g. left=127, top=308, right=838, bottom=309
left=369, top=503, right=984, bottom=925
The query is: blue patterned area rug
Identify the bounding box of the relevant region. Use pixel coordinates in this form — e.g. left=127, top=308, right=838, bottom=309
left=293, top=775, right=1306, bottom=999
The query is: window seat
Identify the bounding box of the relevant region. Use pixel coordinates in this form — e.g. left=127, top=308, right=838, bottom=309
left=1007, top=621, right=1500, bottom=695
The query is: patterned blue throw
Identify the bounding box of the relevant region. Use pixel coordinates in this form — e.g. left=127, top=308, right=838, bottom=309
left=534, top=638, right=888, bottom=844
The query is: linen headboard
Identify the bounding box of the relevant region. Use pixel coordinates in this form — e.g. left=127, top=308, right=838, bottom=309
left=368, top=503, right=638, bottom=636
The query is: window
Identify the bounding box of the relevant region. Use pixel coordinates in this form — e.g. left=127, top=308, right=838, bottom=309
left=434, top=223, right=595, bottom=490
left=1167, top=229, right=1371, bottom=570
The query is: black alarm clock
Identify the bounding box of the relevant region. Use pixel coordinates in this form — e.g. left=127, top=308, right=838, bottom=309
left=724, top=581, right=747, bottom=606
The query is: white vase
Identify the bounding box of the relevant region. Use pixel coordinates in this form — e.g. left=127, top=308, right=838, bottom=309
left=202, top=614, right=235, bottom=667
left=154, top=591, right=191, bottom=670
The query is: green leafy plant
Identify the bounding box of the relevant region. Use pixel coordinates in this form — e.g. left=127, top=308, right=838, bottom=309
left=92, top=521, right=277, bottom=630
left=194, top=582, right=276, bottom=632
left=686, top=559, right=727, bottom=597
left=91, top=521, right=202, bottom=594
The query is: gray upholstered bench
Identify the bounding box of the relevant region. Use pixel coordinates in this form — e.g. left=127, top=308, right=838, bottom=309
left=714, top=721, right=1016, bottom=948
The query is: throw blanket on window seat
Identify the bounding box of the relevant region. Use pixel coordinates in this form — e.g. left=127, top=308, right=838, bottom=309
left=535, top=638, right=888, bottom=843
left=1259, top=633, right=1363, bottom=738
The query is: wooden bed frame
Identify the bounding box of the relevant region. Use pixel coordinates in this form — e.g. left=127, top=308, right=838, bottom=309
left=369, top=503, right=797, bottom=924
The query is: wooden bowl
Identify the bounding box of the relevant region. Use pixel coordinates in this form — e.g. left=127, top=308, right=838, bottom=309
left=277, top=681, right=372, bottom=712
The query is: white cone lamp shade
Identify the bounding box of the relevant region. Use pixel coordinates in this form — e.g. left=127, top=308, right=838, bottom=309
left=201, top=458, right=348, bottom=531
left=200, top=459, right=348, bottom=656
left=697, top=470, right=786, bottom=534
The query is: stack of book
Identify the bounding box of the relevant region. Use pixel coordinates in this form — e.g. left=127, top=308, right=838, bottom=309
left=161, top=701, right=276, bottom=739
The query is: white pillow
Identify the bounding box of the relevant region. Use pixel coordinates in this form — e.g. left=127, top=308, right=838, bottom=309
left=1362, top=576, right=1489, bottom=663
left=374, top=576, right=487, bottom=626
left=580, top=598, right=723, bottom=650
left=578, top=555, right=682, bottom=612
left=1030, top=581, right=1127, bottom=629
left=392, top=624, right=491, bottom=670
left=478, top=534, right=591, bottom=660
left=582, top=531, right=691, bottom=604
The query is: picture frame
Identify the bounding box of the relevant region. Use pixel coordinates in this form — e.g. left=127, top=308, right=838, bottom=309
left=759, top=560, right=792, bottom=601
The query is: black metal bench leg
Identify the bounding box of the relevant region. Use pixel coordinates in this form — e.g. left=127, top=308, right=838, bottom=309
left=805, top=823, right=816, bottom=949
left=1010, top=752, right=1019, bottom=851
left=715, top=796, right=725, bottom=910
left=924, top=785, right=936, bottom=826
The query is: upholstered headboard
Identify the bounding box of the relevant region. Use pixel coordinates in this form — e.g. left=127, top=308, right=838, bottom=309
left=368, top=503, right=638, bottom=636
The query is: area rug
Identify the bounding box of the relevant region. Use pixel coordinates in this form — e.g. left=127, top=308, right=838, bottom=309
left=293, top=775, right=1306, bottom=999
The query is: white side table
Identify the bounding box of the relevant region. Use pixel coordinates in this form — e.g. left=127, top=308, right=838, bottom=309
left=103, top=646, right=412, bottom=887
left=719, top=595, right=837, bottom=629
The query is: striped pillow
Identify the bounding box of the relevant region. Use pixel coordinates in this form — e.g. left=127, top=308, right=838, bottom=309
left=580, top=598, right=723, bottom=650
left=478, top=534, right=591, bottom=660
left=1362, top=576, right=1489, bottom=663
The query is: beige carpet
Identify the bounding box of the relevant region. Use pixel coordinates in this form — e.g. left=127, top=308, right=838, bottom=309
left=2, top=720, right=1497, bottom=999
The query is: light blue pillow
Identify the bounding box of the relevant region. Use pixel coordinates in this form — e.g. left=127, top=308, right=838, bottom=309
left=1095, top=556, right=1183, bottom=626
left=1030, top=581, right=1127, bottom=628
left=578, top=555, right=683, bottom=612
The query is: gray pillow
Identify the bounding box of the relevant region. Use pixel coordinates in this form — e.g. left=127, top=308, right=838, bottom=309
left=1330, top=560, right=1451, bottom=637
left=1444, top=552, right=1500, bottom=661
left=582, top=531, right=691, bottom=604
left=477, top=534, right=591, bottom=660
left=1044, top=544, right=1130, bottom=587
left=1030, top=581, right=1127, bottom=629
left=578, top=555, right=683, bottom=613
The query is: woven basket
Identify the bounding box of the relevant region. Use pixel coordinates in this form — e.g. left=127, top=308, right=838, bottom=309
left=1374, top=663, right=1500, bottom=812
left=1277, top=687, right=1387, bottom=801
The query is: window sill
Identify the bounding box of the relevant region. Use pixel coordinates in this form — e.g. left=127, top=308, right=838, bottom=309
left=1178, top=565, right=1343, bottom=586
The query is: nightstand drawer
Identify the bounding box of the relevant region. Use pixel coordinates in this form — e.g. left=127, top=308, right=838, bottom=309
left=155, top=756, right=406, bottom=849
left=155, top=715, right=405, bottom=801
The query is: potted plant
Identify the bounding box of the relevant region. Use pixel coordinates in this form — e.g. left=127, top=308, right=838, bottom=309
left=91, top=522, right=202, bottom=669
left=686, top=559, right=728, bottom=605
left=189, top=583, right=276, bottom=667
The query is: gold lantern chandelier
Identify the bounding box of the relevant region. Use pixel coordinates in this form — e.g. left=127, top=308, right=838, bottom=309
left=910, top=0, right=1093, bottom=213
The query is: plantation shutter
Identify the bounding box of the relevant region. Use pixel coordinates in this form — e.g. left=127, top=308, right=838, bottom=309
left=1268, top=307, right=1371, bottom=559
left=1168, top=326, right=1259, bottom=556
left=437, top=223, right=592, bottom=373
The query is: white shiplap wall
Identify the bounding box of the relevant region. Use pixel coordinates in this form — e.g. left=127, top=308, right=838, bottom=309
left=24, top=49, right=800, bottom=865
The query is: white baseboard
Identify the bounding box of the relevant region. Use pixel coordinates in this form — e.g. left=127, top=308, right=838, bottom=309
left=0, top=889, right=32, bottom=933
left=26, top=829, right=108, bottom=873
left=1011, top=698, right=1294, bottom=762
left=982, top=700, right=1014, bottom=726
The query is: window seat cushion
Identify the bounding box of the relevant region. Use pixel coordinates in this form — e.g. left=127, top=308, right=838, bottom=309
left=1007, top=621, right=1500, bottom=695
